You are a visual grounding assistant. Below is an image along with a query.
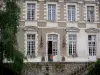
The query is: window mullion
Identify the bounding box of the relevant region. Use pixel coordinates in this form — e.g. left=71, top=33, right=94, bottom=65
left=71, top=40, right=73, bottom=55
left=71, top=8, right=72, bottom=22
left=51, top=5, right=53, bottom=20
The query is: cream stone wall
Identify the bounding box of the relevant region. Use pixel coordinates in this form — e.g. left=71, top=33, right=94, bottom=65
left=78, top=3, right=84, bottom=21
left=17, top=0, right=100, bottom=62
left=58, top=2, right=65, bottom=21
left=37, top=1, right=45, bottom=20
left=78, top=23, right=86, bottom=28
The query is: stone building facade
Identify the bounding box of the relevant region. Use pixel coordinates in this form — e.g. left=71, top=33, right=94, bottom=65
left=17, top=0, right=100, bottom=62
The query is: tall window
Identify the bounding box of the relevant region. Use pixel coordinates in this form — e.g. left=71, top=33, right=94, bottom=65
left=48, top=34, right=58, bottom=56
left=48, top=4, right=56, bottom=21
left=68, top=34, right=77, bottom=56
left=27, top=3, right=35, bottom=20
left=68, top=5, right=76, bottom=22
left=27, top=34, right=35, bottom=58
left=88, top=35, right=96, bottom=56
left=87, top=6, right=95, bottom=22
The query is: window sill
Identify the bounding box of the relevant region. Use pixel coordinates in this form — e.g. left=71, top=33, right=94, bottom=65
left=86, top=22, right=96, bottom=24
left=67, top=55, right=78, bottom=58
left=27, top=56, right=36, bottom=59
left=47, top=20, right=57, bottom=22
left=25, top=20, right=37, bottom=22
left=67, top=21, right=77, bottom=23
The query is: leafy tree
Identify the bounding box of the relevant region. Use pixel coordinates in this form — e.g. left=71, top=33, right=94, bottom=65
left=0, top=0, right=24, bottom=75
left=87, top=60, right=100, bottom=75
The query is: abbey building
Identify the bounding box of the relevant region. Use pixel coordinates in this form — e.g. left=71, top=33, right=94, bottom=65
left=17, top=0, right=100, bottom=62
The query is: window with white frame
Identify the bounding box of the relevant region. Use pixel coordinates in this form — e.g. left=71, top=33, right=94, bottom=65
left=87, top=6, right=95, bottom=22
left=27, top=34, right=35, bottom=58
left=68, top=34, right=77, bottom=56
left=27, top=3, right=35, bottom=20
left=48, top=4, right=56, bottom=21
left=88, top=35, right=96, bottom=56
left=68, top=5, right=76, bottom=22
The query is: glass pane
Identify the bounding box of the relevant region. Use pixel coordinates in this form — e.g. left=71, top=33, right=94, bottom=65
left=27, top=34, right=35, bottom=57
left=48, top=4, right=56, bottom=21
left=69, top=34, right=76, bottom=56
left=27, top=3, right=35, bottom=20
left=68, top=5, right=75, bottom=22
left=87, top=6, right=94, bottom=22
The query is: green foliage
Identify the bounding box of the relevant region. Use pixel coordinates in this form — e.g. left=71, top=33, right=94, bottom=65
left=87, top=60, right=100, bottom=75
left=0, top=0, right=24, bottom=74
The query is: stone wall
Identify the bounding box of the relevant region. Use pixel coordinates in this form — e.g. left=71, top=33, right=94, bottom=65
left=22, top=62, right=90, bottom=75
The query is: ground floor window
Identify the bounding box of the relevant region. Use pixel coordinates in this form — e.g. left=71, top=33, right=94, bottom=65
left=88, top=35, right=96, bottom=56
left=27, top=34, right=35, bottom=58
left=68, top=34, right=77, bottom=56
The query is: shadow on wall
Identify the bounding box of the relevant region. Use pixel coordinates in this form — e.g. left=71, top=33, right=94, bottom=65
left=0, top=65, right=17, bottom=75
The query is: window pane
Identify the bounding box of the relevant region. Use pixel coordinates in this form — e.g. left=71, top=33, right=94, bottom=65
left=68, top=5, right=75, bottom=22
left=52, top=42, right=57, bottom=55
left=68, top=34, right=77, bottom=56
left=48, top=34, right=58, bottom=56
left=88, top=35, right=91, bottom=40
left=88, top=35, right=96, bottom=56
left=48, top=4, right=56, bottom=21
left=87, top=6, right=94, bottom=22
left=27, top=3, right=35, bottom=20
left=27, top=34, right=35, bottom=58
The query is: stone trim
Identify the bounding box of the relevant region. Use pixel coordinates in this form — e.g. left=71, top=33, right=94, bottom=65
left=24, top=31, right=38, bottom=61
left=25, top=1, right=37, bottom=21
left=77, top=4, right=79, bottom=21
left=46, top=32, right=60, bottom=62
left=44, top=3, right=46, bottom=20
left=66, top=3, right=78, bottom=22
left=64, top=3, right=67, bottom=21
left=37, top=3, right=40, bottom=20
left=66, top=27, right=80, bottom=32
left=21, top=2, right=26, bottom=20
left=46, top=2, right=58, bottom=22
left=96, top=5, right=99, bottom=22
left=84, top=4, right=97, bottom=22
left=66, top=32, right=78, bottom=57
left=58, top=0, right=64, bottom=2
left=23, top=26, right=39, bottom=32
left=85, top=28, right=100, bottom=33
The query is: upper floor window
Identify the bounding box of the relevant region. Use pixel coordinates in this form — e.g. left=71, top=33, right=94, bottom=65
left=87, top=6, right=95, bottom=22
left=27, top=34, right=35, bottom=58
left=48, top=4, right=56, bottom=21
left=88, top=35, right=96, bottom=56
left=68, top=34, right=77, bottom=56
left=68, top=5, right=76, bottom=22
left=27, top=3, right=35, bottom=20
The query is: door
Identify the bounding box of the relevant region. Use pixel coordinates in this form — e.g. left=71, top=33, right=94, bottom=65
left=48, top=34, right=58, bottom=62
left=52, top=41, right=58, bottom=61
left=88, top=35, right=96, bottom=61
left=48, top=41, right=53, bottom=61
